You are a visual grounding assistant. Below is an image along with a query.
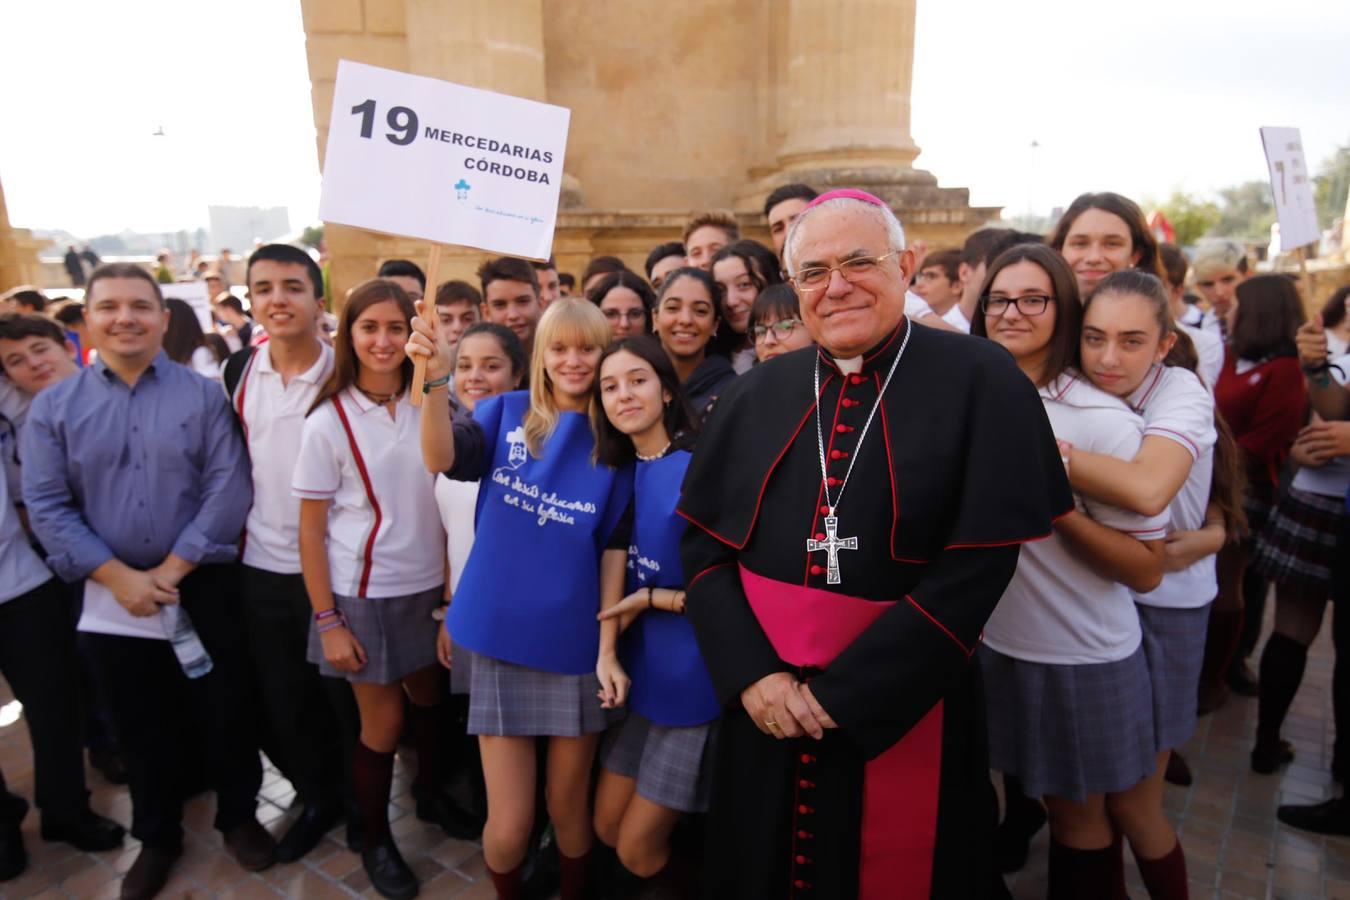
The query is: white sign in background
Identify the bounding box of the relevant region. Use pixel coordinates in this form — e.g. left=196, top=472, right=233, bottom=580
left=1259, top=126, right=1320, bottom=252
left=161, top=280, right=213, bottom=332
left=319, top=60, right=571, bottom=261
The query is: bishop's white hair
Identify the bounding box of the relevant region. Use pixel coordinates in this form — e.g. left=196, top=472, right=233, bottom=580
left=782, top=196, right=907, bottom=276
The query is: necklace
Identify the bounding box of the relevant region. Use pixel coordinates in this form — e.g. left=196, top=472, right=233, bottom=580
left=635, top=441, right=671, bottom=462
left=356, top=384, right=399, bottom=405
left=808, top=323, right=912, bottom=584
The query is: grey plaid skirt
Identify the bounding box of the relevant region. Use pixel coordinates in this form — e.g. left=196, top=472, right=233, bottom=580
left=464, top=649, right=609, bottom=737
left=1251, top=486, right=1347, bottom=591
left=601, top=712, right=716, bottom=813
left=1137, top=603, right=1210, bottom=753
left=980, top=644, right=1156, bottom=803
left=306, top=586, right=443, bottom=684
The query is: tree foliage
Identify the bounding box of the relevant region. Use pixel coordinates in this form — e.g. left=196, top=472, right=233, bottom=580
left=1155, top=192, right=1220, bottom=247
left=1314, top=144, right=1350, bottom=228
left=1211, top=181, right=1276, bottom=241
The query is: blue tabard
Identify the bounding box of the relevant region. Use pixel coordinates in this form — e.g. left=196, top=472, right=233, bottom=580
left=448, top=392, right=634, bottom=675
left=621, top=450, right=720, bottom=727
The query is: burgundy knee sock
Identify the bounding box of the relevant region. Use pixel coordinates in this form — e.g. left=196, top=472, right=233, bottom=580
left=407, top=702, right=443, bottom=797
left=487, top=861, right=524, bottom=900
left=1135, top=840, right=1188, bottom=900
left=559, top=848, right=592, bottom=900
left=1048, top=837, right=1126, bottom=900
left=352, top=740, right=394, bottom=845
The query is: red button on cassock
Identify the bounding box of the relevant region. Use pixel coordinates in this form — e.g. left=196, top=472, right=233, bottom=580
left=798, top=804, right=814, bottom=815
left=814, top=533, right=825, bottom=541
left=798, top=779, right=815, bottom=789
left=800, top=754, right=816, bottom=764
left=810, top=565, right=824, bottom=576
left=795, top=880, right=813, bottom=890
left=797, top=830, right=813, bottom=840
left=850, top=375, right=865, bottom=384
left=826, top=477, right=841, bottom=486
left=819, top=505, right=830, bottom=514
left=835, top=424, right=848, bottom=433
left=830, top=449, right=843, bottom=460
left=796, top=855, right=812, bottom=865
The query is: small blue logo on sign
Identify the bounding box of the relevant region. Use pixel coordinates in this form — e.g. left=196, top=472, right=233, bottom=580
left=454, top=179, right=471, bottom=201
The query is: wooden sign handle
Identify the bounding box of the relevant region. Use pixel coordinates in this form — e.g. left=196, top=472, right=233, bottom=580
left=409, top=244, right=443, bottom=407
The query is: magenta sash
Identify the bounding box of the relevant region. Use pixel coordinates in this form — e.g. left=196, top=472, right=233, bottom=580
left=740, top=564, right=943, bottom=900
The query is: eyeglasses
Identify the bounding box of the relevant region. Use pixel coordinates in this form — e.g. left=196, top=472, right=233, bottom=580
left=751, top=318, right=804, bottom=342
left=602, top=309, right=647, bottom=323
left=790, top=251, right=900, bottom=294
left=981, top=294, right=1052, bottom=317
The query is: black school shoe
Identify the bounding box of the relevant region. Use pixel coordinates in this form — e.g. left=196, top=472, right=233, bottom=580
left=1278, top=797, right=1350, bottom=836
left=276, top=803, right=342, bottom=863
left=1251, top=739, right=1295, bottom=775
left=41, top=808, right=125, bottom=852
left=362, top=838, right=419, bottom=899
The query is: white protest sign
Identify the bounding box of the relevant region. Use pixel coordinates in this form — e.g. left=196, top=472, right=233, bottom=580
left=319, top=60, right=570, bottom=261
left=1259, top=127, right=1320, bottom=251
left=161, top=280, right=213, bottom=332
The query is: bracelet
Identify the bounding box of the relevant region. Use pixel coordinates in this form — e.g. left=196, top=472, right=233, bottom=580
left=314, top=608, right=342, bottom=622
left=317, top=617, right=347, bottom=634
left=423, top=373, right=452, bottom=393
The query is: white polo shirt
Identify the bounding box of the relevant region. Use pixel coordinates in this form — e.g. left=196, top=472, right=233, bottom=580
left=1180, top=323, right=1224, bottom=390
left=1126, top=364, right=1216, bottom=461
left=1121, top=363, right=1220, bottom=610
left=983, top=372, right=1170, bottom=665
left=234, top=342, right=335, bottom=574
left=941, top=304, right=972, bottom=333
left=434, top=475, right=479, bottom=594
left=293, top=387, right=444, bottom=598
left=904, top=291, right=934, bottom=319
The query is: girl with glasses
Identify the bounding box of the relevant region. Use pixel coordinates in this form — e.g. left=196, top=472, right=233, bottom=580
left=972, top=245, right=1174, bottom=899
left=750, top=283, right=813, bottom=363
left=587, top=272, right=655, bottom=341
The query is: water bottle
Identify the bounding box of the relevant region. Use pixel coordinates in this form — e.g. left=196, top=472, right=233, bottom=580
left=161, top=605, right=214, bottom=679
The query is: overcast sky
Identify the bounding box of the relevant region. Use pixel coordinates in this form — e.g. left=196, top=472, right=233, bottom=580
left=2, top=0, right=1347, bottom=239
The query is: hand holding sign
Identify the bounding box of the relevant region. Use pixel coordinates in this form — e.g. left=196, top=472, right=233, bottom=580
left=320, top=60, right=570, bottom=404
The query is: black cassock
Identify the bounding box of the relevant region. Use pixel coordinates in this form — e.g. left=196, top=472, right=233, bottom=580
left=678, top=319, right=1071, bottom=900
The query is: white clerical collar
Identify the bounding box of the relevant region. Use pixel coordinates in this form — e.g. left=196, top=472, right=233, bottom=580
left=833, top=356, right=863, bottom=374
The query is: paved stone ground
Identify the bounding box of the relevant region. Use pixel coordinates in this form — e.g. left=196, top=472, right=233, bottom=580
left=2, top=607, right=1348, bottom=899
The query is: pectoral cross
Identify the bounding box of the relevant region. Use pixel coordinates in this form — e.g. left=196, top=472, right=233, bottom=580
left=806, top=514, right=857, bottom=585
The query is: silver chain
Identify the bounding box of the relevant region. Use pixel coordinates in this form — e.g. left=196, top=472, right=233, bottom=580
left=813, top=323, right=912, bottom=516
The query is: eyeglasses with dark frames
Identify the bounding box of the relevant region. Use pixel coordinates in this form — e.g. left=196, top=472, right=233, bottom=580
left=981, top=294, right=1053, bottom=317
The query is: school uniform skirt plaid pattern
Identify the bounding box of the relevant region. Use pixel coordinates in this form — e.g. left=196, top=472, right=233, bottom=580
left=464, top=649, right=609, bottom=737
left=1251, top=486, right=1347, bottom=590
left=1137, top=603, right=1210, bottom=753
left=979, top=644, right=1156, bottom=803
left=306, top=586, right=442, bottom=684
left=601, top=712, right=716, bottom=813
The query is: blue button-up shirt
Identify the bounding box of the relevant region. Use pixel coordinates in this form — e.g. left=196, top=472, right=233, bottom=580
left=21, top=350, right=251, bottom=581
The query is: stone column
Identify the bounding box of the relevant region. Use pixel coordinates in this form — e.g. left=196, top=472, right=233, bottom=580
left=775, top=0, right=920, bottom=171
left=0, top=175, right=42, bottom=291
left=404, top=0, right=582, bottom=207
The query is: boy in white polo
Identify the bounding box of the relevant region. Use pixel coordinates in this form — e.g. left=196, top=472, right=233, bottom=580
left=226, top=244, right=353, bottom=862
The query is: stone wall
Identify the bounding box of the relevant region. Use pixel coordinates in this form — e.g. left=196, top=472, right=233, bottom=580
left=300, top=0, right=999, bottom=300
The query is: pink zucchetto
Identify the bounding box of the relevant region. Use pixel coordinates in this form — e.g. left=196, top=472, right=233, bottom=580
left=802, top=188, right=887, bottom=211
